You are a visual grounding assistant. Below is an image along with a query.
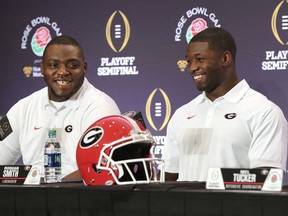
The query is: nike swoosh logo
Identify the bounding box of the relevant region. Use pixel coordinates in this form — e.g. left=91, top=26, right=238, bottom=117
left=187, top=115, right=196, bottom=119
left=34, top=126, right=43, bottom=130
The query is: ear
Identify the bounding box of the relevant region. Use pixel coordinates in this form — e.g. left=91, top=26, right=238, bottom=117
left=84, top=61, right=88, bottom=73
left=222, top=51, right=232, bottom=66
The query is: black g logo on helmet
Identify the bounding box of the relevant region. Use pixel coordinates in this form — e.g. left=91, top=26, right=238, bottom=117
left=80, top=127, right=103, bottom=148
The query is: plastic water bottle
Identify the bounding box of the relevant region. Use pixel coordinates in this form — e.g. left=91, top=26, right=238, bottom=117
left=44, top=129, right=62, bottom=183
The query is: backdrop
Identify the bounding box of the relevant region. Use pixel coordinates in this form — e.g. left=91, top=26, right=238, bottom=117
left=1, top=0, right=288, bottom=181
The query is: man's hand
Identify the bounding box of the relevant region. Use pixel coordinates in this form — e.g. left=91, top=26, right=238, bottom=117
left=165, top=172, right=178, bottom=181
left=63, top=170, right=82, bottom=180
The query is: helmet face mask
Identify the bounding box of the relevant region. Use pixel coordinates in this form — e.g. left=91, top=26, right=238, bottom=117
left=76, top=115, right=164, bottom=186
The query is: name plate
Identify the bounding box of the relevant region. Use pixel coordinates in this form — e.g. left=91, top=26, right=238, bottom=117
left=206, top=168, right=283, bottom=191
left=0, top=165, right=41, bottom=185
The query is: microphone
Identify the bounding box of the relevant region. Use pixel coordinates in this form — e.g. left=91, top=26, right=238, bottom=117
left=122, top=111, right=147, bottom=129
left=0, top=115, right=13, bottom=141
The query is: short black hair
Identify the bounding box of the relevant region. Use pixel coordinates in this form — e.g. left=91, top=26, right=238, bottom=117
left=189, top=27, right=237, bottom=60
left=42, top=35, right=85, bottom=60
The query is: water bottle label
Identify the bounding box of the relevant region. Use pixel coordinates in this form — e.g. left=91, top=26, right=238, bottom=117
left=44, top=153, right=61, bottom=167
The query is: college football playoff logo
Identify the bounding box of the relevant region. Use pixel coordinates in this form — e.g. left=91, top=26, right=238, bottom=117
left=145, top=88, right=171, bottom=131
left=272, top=1, right=288, bottom=45
left=106, top=10, right=130, bottom=52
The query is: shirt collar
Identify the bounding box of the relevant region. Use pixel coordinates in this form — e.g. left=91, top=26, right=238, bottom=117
left=43, top=77, right=88, bottom=110
left=223, top=79, right=250, bottom=103
left=196, top=79, right=250, bottom=104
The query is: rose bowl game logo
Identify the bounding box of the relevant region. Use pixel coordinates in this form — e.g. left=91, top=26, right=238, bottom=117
left=185, top=18, right=208, bottom=43
left=175, top=7, right=221, bottom=72
left=31, top=27, right=52, bottom=57
left=175, top=7, right=221, bottom=43
left=20, top=16, right=62, bottom=78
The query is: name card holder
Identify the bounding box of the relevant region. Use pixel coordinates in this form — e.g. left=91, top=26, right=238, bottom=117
left=0, top=165, right=42, bottom=185
left=206, top=168, right=283, bottom=191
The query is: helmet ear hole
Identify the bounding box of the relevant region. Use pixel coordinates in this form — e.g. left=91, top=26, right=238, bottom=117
left=92, top=164, right=101, bottom=173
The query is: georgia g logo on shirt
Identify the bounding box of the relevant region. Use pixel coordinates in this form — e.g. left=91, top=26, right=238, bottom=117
left=224, top=113, right=237, bottom=120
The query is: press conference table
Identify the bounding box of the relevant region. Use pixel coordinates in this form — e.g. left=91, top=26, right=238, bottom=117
left=1, top=181, right=288, bottom=216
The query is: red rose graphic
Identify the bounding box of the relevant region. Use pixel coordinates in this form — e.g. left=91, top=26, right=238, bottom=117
left=191, top=18, right=208, bottom=36
left=35, top=27, right=51, bottom=47
left=271, top=174, right=278, bottom=182
left=32, top=169, right=38, bottom=177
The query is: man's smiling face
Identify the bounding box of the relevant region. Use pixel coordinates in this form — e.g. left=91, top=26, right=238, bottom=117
left=41, top=44, right=87, bottom=102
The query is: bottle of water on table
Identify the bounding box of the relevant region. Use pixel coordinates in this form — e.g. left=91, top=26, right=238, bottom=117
left=44, top=129, right=62, bottom=183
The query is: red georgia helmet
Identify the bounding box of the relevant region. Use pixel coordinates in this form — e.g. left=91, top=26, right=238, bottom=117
left=76, top=115, right=164, bottom=186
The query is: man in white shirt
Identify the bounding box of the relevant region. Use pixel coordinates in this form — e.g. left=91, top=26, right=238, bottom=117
left=0, top=35, right=121, bottom=178
left=162, top=27, right=288, bottom=182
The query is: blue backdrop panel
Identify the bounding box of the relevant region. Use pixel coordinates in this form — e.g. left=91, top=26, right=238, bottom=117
left=1, top=0, right=288, bottom=181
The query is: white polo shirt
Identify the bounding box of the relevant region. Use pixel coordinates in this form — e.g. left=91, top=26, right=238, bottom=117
left=0, top=78, right=120, bottom=177
left=162, top=80, right=288, bottom=182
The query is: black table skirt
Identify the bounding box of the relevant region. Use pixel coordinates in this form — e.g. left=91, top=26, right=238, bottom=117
left=0, top=181, right=287, bottom=216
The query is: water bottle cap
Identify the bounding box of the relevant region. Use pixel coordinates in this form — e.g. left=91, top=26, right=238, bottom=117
left=48, top=129, right=56, bottom=136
